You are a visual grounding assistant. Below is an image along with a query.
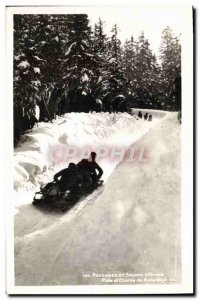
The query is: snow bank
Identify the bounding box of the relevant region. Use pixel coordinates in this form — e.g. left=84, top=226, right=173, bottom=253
left=14, top=112, right=163, bottom=190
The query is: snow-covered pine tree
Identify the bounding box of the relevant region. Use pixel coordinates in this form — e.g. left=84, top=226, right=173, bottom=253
left=103, top=24, right=128, bottom=112
left=62, top=14, right=96, bottom=112
left=89, top=18, right=112, bottom=110
left=35, top=15, right=65, bottom=85
left=14, top=15, right=43, bottom=101
left=14, top=14, right=69, bottom=128
left=123, top=37, right=135, bottom=83
left=159, top=27, right=181, bottom=110
left=149, top=54, right=162, bottom=109
left=122, top=36, right=139, bottom=108
left=35, top=15, right=69, bottom=119
left=131, top=31, right=158, bottom=108
left=14, top=15, right=45, bottom=144
left=92, top=18, right=107, bottom=56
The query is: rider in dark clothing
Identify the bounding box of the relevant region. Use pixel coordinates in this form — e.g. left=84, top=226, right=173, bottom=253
left=144, top=112, right=148, bottom=120
left=138, top=111, right=142, bottom=118
left=53, top=163, right=79, bottom=192
left=77, top=152, right=103, bottom=188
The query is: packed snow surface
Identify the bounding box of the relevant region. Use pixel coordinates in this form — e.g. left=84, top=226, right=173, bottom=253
left=14, top=110, right=181, bottom=286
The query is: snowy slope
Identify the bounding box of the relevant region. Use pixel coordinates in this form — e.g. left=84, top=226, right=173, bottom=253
left=14, top=111, right=181, bottom=286
left=14, top=111, right=165, bottom=207
left=14, top=112, right=144, bottom=189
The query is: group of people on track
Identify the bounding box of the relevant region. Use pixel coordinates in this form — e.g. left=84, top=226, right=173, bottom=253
left=138, top=111, right=152, bottom=121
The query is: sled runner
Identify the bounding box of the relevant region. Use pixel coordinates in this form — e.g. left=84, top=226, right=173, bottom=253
left=32, top=179, right=104, bottom=210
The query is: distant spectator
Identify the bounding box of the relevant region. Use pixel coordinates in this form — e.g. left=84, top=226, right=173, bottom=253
left=144, top=112, right=148, bottom=120
left=148, top=115, right=152, bottom=121
left=138, top=111, right=142, bottom=118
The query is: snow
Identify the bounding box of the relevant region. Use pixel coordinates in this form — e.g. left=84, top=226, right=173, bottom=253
left=65, top=42, right=76, bottom=56
left=14, top=110, right=181, bottom=286
left=35, top=105, right=40, bottom=120
left=34, top=56, right=43, bottom=61
left=109, top=57, right=116, bottom=63
left=14, top=76, right=20, bottom=82
left=53, top=36, right=59, bottom=42
left=14, top=55, right=20, bottom=61
left=14, top=164, right=29, bottom=188
left=82, top=73, right=89, bottom=82
left=31, top=80, right=41, bottom=87
left=33, top=67, right=40, bottom=74
left=96, top=98, right=102, bottom=104
left=18, top=60, right=30, bottom=69
left=97, top=76, right=102, bottom=84
left=85, top=53, right=94, bottom=57
left=14, top=53, right=25, bottom=61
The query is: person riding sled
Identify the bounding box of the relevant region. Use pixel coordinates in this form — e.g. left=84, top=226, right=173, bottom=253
left=33, top=154, right=104, bottom=205
left=77, top=152, right=103, bottom=189
left=53, top=162, right=80, bottom=193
